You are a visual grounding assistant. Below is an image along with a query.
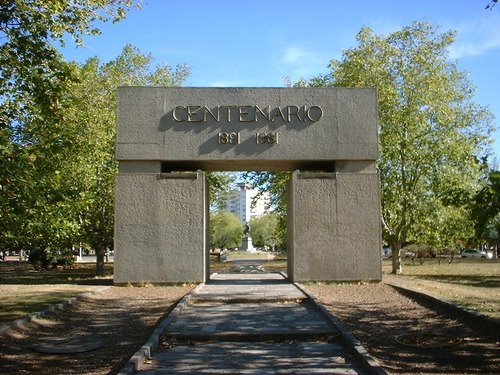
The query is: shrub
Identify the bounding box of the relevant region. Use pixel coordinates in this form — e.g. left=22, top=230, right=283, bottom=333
left=29, top=248, right=75, bottom=270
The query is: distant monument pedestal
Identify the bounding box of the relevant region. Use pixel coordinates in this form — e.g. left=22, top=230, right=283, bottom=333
left=240, top=236, right=256, bottom=252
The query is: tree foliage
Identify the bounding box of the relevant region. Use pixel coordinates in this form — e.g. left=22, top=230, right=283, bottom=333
left=0, top=0, right=140, bottom=268
left=56, top=45, right=188, bottom=274
left=1, top=43, right=190, bottom=273
left=210, top=211, right=243, bottom=250
left=249, top=214, right=280, bottom=249
left=336, top=23, right=490, bottom=271
left=486, top=0, right=498, bottom=10
left=295, top=22, right=494, bottom=273
left=209, top=172, right=237, bottom=212
left=245, top=171, right=289, bottom=248
left=0, top=0, right=138, bottom=132
left=65, top=46, right=179, bottom=273
left=472, top=169, right=500, bottom=257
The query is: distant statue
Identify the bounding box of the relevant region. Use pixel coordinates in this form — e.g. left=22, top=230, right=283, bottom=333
left=243, top=222, right=250, bottom=237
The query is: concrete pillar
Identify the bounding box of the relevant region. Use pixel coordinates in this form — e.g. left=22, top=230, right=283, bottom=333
left=288, top=167, right=382, bottom=282
left=114, top=164, right=208, bottom=284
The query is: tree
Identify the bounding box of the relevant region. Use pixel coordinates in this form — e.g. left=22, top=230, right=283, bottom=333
left=209, top=172, right=237, bottom=212
left=329, top=22, right=493, bottom=273
left=472, top=170, right=500, bottom=258
left=0, top=0, right=138, bottom=139
left=249, top=214, right=280, bottom=250
left=64, top=45, right=189, bottom=275
left=0, top=1, right=139, bottom=268
left=299, top=22, right=494, bottom=273
left=245, top=171, right=289, bottom=249
left=486, top=0, right=498, bottom=10
left=0, top=43, right=190, bottom=273
left=210, top=211, right=243, bottom=250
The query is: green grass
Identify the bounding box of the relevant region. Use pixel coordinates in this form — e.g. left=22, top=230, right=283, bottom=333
left=383, top=258, right=500, bottom=318
left=209, top=259, right=233, bottom=272
left=0, top=286, right=102, bottom=325
left=225, top=251, right=272, bottom=260
left=3, top=257, right=497, bottom=323
left=260, top=259, right=287, bottom=271
left=210, top=251, right=287, bottom=273
left=0, top=261, right=113, bottom=325
left=0, top=261, right=113, bottom=285
left=382, top=258, right=500, bottom=287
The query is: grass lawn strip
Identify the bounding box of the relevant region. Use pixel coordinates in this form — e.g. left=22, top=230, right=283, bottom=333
left=382, top=258, right=499, bottom=319
left=0, top=285, right=105, bottom=325
left=0, top=261, right=113, bottom=326
left=0, top=261, right=113, bottom=285
left=384, top=274, right=500, bottom=319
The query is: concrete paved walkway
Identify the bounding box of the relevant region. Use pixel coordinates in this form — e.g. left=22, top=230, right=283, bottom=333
left=135, top=273, right=370, bottom=374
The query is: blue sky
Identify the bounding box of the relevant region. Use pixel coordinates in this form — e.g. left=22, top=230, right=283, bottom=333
left=60, top=0, right=500, bottom=161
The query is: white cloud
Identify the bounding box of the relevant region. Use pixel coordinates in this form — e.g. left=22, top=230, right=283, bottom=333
left=450, top=34, right=500, bottom=59
left=278, top=46, right=330, bottom=80
left=208, top=80, right=242, bottom=87
left=280, top=46, right=314, bottom=65
left=448, top=16, right=500, bottom=59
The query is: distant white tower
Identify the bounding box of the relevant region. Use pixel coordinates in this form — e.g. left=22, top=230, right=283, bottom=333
left=226, top=183, right=269, bottom=251
left=226, top=183, right=269, bottom=225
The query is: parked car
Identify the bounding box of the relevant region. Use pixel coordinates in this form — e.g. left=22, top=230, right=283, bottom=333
left=400, top=249, right=416, bottom=258
left=381, top=247, right=415, bottom=258
left=460, top=249, right=487, bottom=259
left=381, top=247, right=392, bottom=258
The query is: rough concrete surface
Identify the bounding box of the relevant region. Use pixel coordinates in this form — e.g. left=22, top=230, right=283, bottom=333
left=116, top=87, right=378, bottom=167
left=288, top=171, right=382, bottom=282
left=114, top=172, right=208, bottom=284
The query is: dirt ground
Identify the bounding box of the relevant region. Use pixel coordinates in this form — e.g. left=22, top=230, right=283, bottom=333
left=306, top=277, right=500, bottom=374
left=0, top=275, right=498, bottom=374
left=0, top=285, right=193, bottom=375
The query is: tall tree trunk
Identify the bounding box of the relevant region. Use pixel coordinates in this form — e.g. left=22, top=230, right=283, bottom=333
left=389, top=240, right=402, bottom=274
left=96, top=246, right=105, bottom=276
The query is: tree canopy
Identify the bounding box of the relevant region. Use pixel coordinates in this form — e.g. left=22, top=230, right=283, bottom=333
left=276, top=22, right=494, bottom=273
left=0, top=0, right=139, bottom=132
left=327, top=22, right=492, bottom=272
left=0, top=1, right=195, bottom=274
left=245, top=171, right=289, bottom=248
left=1, top=0, right=139, bottom=269
left=486, top=0, right=498, bottom=10
left=209, top=173, right=237, bottom=212
left=210, top=211, right=243, bottom=250
left=0, top=42, right=190, bottom=272
left=472, top=169, right=500, bottom=257
left=64, top=45, right=189, bottom=274
left=249, top=214, right=280, bottom=250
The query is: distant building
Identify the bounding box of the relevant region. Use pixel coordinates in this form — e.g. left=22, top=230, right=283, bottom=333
left=226, top=183, right=269, bottom=225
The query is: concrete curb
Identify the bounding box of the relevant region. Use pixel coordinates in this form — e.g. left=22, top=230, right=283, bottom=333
left=117, top=283, right=204, bottom=375
left=386, top=283, right=500, bottom=331
left=0, top=285, right=111, bottom=337
left=295, top=282, right=388, bottom=375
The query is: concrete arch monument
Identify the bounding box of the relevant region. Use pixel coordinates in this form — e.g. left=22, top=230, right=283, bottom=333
left=114, top=87, right=381, bottom=284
